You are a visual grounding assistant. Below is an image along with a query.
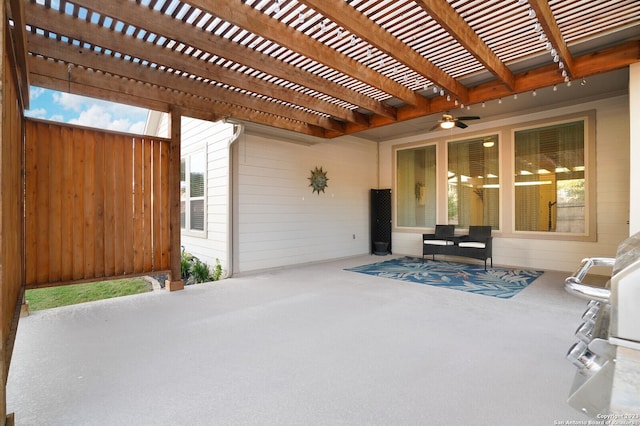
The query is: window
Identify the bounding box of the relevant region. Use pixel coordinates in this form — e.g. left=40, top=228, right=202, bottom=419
left=396, top=145, right=437, bottom=227
left=514, top=120, right=585, bottom=233
left=447, top=135, right=500, bottom=229
left=180, top=153, right=206, bottom=233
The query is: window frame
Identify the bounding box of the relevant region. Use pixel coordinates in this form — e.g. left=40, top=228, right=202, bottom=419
left=393, top=132, right=503, bottom=234
left=394, top=142, right=439, bottom=230
left=445, top=133, right=501, bottom=231
left=180, top=150, right=207, bottom=238
left=392, top=110, right=596, bottom=242
left=392, top=141, right=441, bottom=232
left=509, top=112, right=596, bottom=242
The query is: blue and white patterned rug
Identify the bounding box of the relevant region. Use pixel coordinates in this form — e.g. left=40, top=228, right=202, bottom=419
left=345, top=256, right=543, bottom=299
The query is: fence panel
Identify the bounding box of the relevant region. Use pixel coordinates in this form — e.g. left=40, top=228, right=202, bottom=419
left=25, top=120, right=172, bottom=288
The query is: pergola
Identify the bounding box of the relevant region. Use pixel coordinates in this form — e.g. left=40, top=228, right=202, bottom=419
left=14, top=0, right=640, bottom=137
left=1, top=0, right=639, bottom=423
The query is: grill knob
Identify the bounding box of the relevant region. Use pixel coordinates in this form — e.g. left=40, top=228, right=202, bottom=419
left=582, top=305, right=599, bottom=322
left=566, top=341, right=600, bottom=371
left=587, top=300, right=600, bottom=308
left=575, top=321, right=595, bottom=343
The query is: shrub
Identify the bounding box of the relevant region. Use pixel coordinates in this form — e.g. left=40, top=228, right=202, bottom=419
left=191, top=258, right=211, bottom=283
left=211, top=259, right=223, bottom=281
left=181, top=247, right=194, bottom=279
left=180, top=246, right=223, bottom=284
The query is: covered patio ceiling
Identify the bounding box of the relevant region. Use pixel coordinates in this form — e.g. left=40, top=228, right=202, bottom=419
left=11, top=0, right=640, bottom=139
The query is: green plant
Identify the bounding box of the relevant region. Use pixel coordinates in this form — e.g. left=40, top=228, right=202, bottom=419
left=180, top=247, right=224, bottom=284
left=181, top=246, right=193, bottom=279
left=212, top=258, right=223, bottom=281
left=191, top=258, right=211, bottom=283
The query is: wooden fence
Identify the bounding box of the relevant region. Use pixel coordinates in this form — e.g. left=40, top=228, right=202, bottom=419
left=25, top=120, right=172, bottom=288
left=2, top=23, right=26, bottom=424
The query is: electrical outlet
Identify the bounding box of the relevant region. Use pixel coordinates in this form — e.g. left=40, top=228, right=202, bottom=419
left=352, top=234, right=356, bottom=239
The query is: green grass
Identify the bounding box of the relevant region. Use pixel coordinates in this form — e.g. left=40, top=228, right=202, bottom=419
left=25, top=278, right=152, bottom=311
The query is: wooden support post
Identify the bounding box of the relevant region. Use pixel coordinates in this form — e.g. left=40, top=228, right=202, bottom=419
left=165, top=107, right=184, bottom=292
left=20, top=294, right=29, bottom=318
left=1, top=3, right=9, bottom=423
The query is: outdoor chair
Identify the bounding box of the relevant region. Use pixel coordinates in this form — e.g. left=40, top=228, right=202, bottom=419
left=422, top=225, right=456, bottom=261
left=457, top=225, right=493, bottom=269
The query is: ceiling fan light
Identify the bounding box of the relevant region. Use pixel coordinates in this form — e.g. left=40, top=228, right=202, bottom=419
left=483, top=141, right=494, bottom=148
left=440, top=121, right=455, bottom=129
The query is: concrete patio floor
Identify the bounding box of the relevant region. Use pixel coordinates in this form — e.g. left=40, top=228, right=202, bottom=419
left=7, top=255, right=595, bottom=425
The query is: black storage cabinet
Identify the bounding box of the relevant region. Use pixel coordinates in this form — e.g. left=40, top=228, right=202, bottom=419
left=370, top=189, right=392, bottom=255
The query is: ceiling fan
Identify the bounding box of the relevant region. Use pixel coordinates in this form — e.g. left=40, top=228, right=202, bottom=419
left=430, top=112, right=480, bottom=130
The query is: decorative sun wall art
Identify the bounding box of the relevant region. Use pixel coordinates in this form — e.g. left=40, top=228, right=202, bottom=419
left=308, top=166, right=329, bottom=195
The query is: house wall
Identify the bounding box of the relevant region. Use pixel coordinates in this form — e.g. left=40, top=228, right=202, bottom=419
left=147, top=92, right=632, bottom=276
left=378, top=94, right=630, bottom=273
left=234, top=133, right=378, bottom=273
left=154, top=114, right=234, bottom=275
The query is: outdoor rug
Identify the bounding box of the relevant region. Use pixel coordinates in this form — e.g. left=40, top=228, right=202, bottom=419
left=345, top=256, right=544, bottom=299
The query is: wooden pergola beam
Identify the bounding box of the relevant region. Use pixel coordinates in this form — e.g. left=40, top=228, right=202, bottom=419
left=31, top=0, right=393, bottom=121
left=23, top=3, right=365, bottom=128
left=528, top=0, right=576, bottom=79
left=189, top=0, right=428, bottom=109
left=298, top=0, right=469, bottom=101
left=414, top=0, right=516, bottom=91
left=27, top=35, right=345, bottom=133
left=325, top=41, right=640, bottom=138
left=28, top=56, right=327, bottom=137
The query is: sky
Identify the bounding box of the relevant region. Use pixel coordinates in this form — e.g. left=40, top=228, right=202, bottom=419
left=25, top=87, right=150, bottom=135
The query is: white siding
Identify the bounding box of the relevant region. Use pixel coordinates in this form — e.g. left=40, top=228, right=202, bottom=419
left=146, top=90, right=633, bottom=276
left=153, top=113, right=234, bottom=274
left=379, top=95, right=630, bottom=273
left=235, top=133, right=378, bottom=272
left=183, top=118, right=234, bottom=272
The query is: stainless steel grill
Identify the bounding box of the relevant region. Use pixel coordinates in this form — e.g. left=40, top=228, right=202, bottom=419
left=564, top=233, right=640, bottom=416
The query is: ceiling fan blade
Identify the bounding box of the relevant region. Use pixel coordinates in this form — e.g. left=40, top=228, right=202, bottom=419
left=455, top=121, right=468, bottom=129
left=457, top=116, right=480, bottom=120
